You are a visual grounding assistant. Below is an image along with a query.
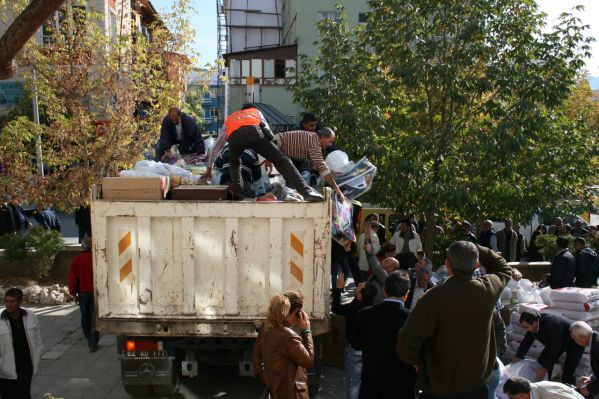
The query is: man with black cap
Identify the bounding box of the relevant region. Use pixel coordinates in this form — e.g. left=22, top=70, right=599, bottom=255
left=0, top=288, right=42, bottom=398
left=574, top=237, right=599, bottom=288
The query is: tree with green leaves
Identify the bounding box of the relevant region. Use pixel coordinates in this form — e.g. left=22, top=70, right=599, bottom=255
left=0, top=0, right=200, bottom=210
left=289, top=0, right=597, bottom=256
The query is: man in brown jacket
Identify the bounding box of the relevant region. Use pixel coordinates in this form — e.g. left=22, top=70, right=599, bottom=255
left=397, top=241, right=512, bottom=399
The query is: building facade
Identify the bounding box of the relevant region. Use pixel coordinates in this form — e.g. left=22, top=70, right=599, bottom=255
left=0, top=0, right=159, bottom=117
left=219, top=0, right=369, bottom=122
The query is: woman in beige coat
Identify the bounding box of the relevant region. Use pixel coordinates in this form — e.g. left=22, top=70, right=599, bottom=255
left=253, top=291, right=315, bottom=399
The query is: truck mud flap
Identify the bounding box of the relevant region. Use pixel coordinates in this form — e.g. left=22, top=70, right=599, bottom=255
left=121, top=357, right=174, bottom=386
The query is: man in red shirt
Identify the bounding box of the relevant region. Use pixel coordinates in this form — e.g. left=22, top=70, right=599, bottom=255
left=67, top=236, right=99, bottom=352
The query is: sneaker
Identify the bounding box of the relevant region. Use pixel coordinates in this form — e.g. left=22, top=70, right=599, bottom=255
left=302, top=188, right=324, bottom=202
left=89, top=344, right=99, bottom=352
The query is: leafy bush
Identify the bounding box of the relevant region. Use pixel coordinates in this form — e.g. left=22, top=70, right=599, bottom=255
left=0, top=226, right=64, bottom=279
left=535, top=234, right=575, bottom=260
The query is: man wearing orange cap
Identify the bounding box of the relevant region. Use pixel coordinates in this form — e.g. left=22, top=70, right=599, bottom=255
left=208, top=104, right=323, bottom=201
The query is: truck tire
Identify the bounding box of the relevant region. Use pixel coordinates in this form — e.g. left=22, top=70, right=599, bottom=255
left=123, top=385, right=153, bottom=396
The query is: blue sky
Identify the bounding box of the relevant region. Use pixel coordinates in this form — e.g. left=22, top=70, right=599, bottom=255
left=150, top=0, right=598, bottom=82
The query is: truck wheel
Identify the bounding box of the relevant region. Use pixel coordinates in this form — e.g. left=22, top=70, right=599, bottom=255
left=123, top=385, right=153, bottom=397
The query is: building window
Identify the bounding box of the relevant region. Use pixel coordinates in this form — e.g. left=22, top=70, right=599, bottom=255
left=318, top=11, right=340, bottom=22
left=241, top=60, right=251, bottom=77
left=210, top=108, right=219, bottom=118
left=230, top=60, right=241, bottom=78
left=251, top=59, right=262, bottom=78
left=274, top=59, right=286, bottom=79
left=358, top=12, right=369, bottom=24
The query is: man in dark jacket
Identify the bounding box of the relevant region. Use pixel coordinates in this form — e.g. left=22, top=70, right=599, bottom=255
left=332, top=273, right=377, bottom=399
left=158, top=107, right=205, bottom=158
left=353, top=272, right=416, bottom=399
left=574, top=237, right=599, bottom=288
left=479, top=220, right=498, bottom=251
left=0, top=202, right=17, bottom=236
left=569, top=321, right=599, bottom=397
left=514, top=311, right=584, bottom=385
left=549, top=236, right=576, bottom=289
left=34, top=207, right=60, bottom=232
left=397, top=242, right=512, bottom=399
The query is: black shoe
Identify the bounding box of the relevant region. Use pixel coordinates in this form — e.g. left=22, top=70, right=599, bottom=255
left=89, top=344, right=99, bottom=352
left=302, top=188, right=324, bottom=202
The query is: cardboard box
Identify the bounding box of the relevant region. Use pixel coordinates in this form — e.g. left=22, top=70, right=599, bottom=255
left=170, top=186, right=229, bottom=201
left=102, top=177, right=169, bottom=200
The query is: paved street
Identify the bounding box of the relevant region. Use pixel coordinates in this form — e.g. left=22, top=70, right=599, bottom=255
left=30, top=304, right=344, bottom=399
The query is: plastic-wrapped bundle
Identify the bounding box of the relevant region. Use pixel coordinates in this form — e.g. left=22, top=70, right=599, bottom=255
left=549, top=288, right=599, bottom=303
left=331, top=195, right=355, bottom=246
left=551, top=300, right=599, bottom=312
left=329, top=156, right=377, bottom=200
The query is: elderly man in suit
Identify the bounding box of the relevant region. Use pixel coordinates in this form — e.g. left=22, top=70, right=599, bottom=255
left=497, top=219, right=518, bottom=262
left=514, top=311, right=584, bottom=385
left=353, top=272, right=416, bottom=399
left=569, top=321, right=599, bottom=397
left=397, top=242, right=512, bottom=399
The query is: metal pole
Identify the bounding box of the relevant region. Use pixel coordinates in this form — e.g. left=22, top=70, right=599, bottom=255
left=32, top=71, right=44, bottom=176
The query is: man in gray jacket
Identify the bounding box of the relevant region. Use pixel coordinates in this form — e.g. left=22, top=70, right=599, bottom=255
left=0, top=287, right=42, bottom=398
left=364, top=242, right=401, bottom=305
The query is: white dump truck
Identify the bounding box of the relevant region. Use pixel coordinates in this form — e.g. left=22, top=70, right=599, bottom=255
left=91, top=188, right=333, bottom=396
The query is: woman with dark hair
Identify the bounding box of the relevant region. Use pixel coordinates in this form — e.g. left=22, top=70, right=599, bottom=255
left=526, top=230, right=544, bottom=261
left=253, top=291, right=314, bottom=399
left=536, top=224, right=548, bottom=234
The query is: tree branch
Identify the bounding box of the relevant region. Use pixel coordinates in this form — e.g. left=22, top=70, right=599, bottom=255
left=0, top=0, right=66, bottom=79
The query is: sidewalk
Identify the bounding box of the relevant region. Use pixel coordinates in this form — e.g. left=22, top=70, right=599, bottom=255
left=30, top=305, right=126, bottom=399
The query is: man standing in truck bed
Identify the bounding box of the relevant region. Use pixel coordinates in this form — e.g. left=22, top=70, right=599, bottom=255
left=206, top=104, right=324, bottom=201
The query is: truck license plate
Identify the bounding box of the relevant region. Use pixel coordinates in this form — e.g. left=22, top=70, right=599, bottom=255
left=123, top=350, right=167, bottom=359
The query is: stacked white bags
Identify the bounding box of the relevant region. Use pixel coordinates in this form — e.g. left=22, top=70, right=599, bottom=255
left=504, top=288, right=599, bottom=378
left=550, top=288, right=599, bottom=329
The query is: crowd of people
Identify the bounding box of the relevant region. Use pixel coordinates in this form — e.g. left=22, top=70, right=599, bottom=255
left=254, top=213, right=599, bottom=398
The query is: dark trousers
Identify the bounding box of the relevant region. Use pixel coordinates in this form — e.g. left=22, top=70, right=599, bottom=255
left=542, top=343, right=584, bottom=385
left=227, top=126, right=309, bottom=197
left=0, top=370, right=33, bottom=399
left=78, top=292, right=99, bottom=348
left=421, top=386, right=488, bottom=399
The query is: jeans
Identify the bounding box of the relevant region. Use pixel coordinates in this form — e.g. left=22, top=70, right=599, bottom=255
left=78, top=292, right=99, bottom=348
left=346, top=347, right=362, bottom=399
left=487, top=367, right=501, bottom=399
left=227, top=126, right=309, bottom=197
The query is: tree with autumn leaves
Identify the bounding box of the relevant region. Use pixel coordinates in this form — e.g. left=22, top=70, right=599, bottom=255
left=290, top=0, right=598, bottom=256
left=0, top=0, right=199, bottom=209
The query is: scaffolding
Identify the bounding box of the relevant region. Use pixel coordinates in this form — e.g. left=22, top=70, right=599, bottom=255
left=216, top=0, right=227, bottom=60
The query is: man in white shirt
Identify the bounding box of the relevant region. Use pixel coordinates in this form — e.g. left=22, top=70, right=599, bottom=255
left=390, top=219, right=422, bottom=269
left=503, top=376, right=583, bottom=399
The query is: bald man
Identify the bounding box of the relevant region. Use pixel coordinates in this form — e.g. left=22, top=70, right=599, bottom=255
left=159, top=106, right=205, bottom=159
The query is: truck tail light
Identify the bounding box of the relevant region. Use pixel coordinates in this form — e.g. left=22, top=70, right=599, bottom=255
left=123, top=340, right=163, bottom=352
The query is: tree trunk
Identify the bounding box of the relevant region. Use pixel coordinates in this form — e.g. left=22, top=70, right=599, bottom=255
left=0, top=0, right=66, bottom=80
left=423, top=210, right=436, bottom=259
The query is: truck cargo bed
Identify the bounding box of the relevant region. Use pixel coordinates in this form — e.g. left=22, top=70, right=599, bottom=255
left=91, top=189, right=332, bottom=337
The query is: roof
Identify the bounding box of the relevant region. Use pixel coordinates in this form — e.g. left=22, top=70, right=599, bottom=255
left=223, top=45, right=297, bottom=62
left=254, top=103, right=294, bottom=133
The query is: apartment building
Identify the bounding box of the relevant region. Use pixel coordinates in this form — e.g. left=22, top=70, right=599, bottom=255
left=218, top=0, right=369, bottom=124
left=0, top=0, right=159, bottom=117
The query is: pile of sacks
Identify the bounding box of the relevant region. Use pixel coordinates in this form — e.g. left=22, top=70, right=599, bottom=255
left=20, top=285, right=75, bottom=305
left=504, top=287, right=599, bottom=377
